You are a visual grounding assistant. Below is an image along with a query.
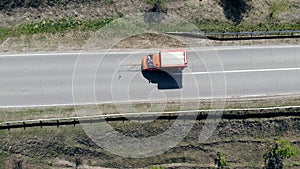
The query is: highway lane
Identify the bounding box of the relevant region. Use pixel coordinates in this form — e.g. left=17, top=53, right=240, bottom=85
left=0, top=45, right=299, bottom=107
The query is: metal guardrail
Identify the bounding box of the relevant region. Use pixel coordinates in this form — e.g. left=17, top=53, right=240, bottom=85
left=1, top=106, right=300, bottom=130
left=165, top=30, right=300, bottom=40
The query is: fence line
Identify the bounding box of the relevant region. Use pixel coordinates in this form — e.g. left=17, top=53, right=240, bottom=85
left=165, top=30, right=300, bottom=40
left=1, top=106, right=300, bottom=130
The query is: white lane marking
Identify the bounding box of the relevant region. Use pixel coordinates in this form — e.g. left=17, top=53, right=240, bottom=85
left=0, top=93, right=299, bottom=109
left=0, top=45, right=299, bottom=57
left=180, top=67, right=300, bottom=75
left=0, top=51, right=144, bottom=57
left=0, top=52, right=81, bottom=57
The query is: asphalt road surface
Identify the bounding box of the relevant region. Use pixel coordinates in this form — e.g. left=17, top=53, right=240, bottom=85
left=0, top=45, right=299, bottom=107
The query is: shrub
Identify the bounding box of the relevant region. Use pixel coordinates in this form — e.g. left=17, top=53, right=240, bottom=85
left=214, top=152, right=227, bottom=169
left=145, top=0, right=166, bottom=12
left=264, top=139, right=299, bottom=169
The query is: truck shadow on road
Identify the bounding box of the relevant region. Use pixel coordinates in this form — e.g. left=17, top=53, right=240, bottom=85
left=141, top=69, right=183, bottom=90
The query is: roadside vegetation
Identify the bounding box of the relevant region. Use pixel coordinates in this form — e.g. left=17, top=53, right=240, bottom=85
left=214, top=152, right=227, bottom=169
left=0, top=1, right=299, bottom=168
left=264, top=139, right=299, bottom=169
left=1, top=18, right=299, bottom=42
left=0, top=0, right=299, bottom=43
left=0, top=96, right=300, bottom=168
left=0, top=18, right=112, bottom=42
left=196, top=22, right=299, bottom=32
left=0, top=116, right=299, bottom=168
left=1, top=95, right=300, bottom=122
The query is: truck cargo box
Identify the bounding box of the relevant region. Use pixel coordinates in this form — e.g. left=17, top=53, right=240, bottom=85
left=160, top=50, right=187, bottom=68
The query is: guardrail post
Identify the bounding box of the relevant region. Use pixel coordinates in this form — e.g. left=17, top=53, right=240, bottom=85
left=6, top=123, right=10, bottom=130
left=23, top=121, right=26, bottom=130
left=40, top=120, right=43, bottom=128
left=56, top=120, right=59, bottom=128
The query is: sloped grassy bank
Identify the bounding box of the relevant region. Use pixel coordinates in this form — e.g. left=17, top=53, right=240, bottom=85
left=0, top=0, right=299, bottom=43
left=0, top=17, right=299, bottom=42
left=0, top=96, right=300, bottom=168
left=0, top=116, right=299, bottom=168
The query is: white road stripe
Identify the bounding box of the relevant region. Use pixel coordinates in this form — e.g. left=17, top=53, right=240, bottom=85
left=0, top=45, right=299, bottom=57
left=180, top=67, right=300, bottom=75
left=0, top=93, right=299, bottom=109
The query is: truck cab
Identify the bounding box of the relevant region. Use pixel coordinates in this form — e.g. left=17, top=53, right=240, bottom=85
left=142, top=53, right=160, bottom=70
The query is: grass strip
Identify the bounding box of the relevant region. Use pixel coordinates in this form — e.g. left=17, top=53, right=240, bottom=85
left=1, top=95, right=300, bottom=123
left=0, top=18, right=113, bottom=41
left=197, top=21, right=300, bottom=32
left=0, top=17, right=299, bottom=42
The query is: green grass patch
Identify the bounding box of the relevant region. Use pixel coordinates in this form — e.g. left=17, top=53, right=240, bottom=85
left=0, top=107, right=75, bottom=122
left=1, top=96, right=300, bottom=123
left=149, top=166, right=165, bottom=169
left=197, top=21, right=300, bottom=32
left=0, top=27, right=10, bottom=41
left=0, top=18, right=113, bottom=42
left=268, top=0, right=289, bottom=20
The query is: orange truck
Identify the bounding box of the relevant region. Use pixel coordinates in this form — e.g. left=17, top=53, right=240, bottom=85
left=141, top=49, right=188, bottom=71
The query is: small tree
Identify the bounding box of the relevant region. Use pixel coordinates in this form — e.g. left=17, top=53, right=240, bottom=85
left=214, top=152, right=227, bottom=169
left=268, top=0, right=289, bottom=21
left=75, top=158, right=82, bottom=169
left=264, top=139, right=299, bottom=169
left=13, top=160, right=23, bottom=169
left=145, top=0, right=166, bottom=13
